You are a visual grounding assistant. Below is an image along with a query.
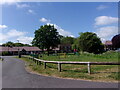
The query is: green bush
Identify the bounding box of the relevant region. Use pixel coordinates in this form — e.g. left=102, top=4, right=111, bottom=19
left=2, top=51, right=11, bottom=56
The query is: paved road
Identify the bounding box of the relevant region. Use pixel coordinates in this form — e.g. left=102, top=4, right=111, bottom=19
left=2, top=56, right=118, bottom=88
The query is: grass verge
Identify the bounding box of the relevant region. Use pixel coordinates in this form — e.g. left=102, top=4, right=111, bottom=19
left=17, top=53, right=119, bottom=83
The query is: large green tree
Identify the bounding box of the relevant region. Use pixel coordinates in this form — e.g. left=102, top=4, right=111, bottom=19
left=32, top=24, right=61, bottom=56
left=78, top=32, right=104, bottom=54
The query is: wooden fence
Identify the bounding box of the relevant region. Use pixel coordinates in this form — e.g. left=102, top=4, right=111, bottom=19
left=22, top=55, right=120, bottom=74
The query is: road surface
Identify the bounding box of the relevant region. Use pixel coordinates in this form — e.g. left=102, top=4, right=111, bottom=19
left=2, top=56, right=119, bottom=88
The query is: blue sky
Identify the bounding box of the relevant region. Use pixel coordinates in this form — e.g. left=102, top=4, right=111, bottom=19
left=0, top=1, right=118, bottom=44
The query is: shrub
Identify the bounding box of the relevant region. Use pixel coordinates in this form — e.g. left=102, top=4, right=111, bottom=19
left=2, top=51, right=11, bottom=56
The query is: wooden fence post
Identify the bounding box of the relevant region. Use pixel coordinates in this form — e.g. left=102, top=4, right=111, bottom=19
left=88, top=62, right=91, bottom=74
left=39, top=61, right=41, bottom=65
left=58, top=63, right=61, bottom=72
left=37, top=60, right=39, bottom=65
left=44, top=62, right=46, bottom=69
left=33, top=57, right=34, bottom=62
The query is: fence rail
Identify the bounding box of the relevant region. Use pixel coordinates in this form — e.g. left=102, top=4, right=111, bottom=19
left=22, top=55, right=120, bottom=74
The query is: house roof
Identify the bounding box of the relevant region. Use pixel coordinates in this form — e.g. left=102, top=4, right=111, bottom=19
left=105, top=41, right=112, bottom=45
left=0, top=46, right=41, bottom=52
left=22, top=47, right=41, bottom=51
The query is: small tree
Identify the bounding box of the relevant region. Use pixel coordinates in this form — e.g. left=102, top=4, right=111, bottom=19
left=14, top=43, right=24, bottom=47
left=72, top=37, right=79, bottom=51
left=78, top=32, right=104, bottom=54
left=2, top=41, right=31, bottom=47
left=2, top=41, right=15, bottom=47
left=32, top=24, right=61, bottom=56
left=60, top=36, right=75, bottom=44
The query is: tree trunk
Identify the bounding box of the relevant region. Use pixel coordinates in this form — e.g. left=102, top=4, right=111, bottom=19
left=42, top=48, right=44, bottom=54
left=47, top=48, right=50, bottom=56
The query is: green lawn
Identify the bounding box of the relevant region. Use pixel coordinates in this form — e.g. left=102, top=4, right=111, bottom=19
left=18, top=51, right=119, bottom=82
left=39, top=51, right=119, bottom=62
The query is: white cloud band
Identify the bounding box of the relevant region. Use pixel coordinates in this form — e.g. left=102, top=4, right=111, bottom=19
left=0, top=29, right=33, bottom=44
left=0, top=25, right=8, bottom=29
left=95, top=26, right=118, bottom=43
left=95, top=16, right=118, bottom=26
left=96, top=5, right=108, bottom=10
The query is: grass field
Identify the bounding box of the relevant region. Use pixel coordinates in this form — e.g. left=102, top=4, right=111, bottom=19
left=38, top=51, right=119, bottom=62
left=19, top=51, right=119, bottom=82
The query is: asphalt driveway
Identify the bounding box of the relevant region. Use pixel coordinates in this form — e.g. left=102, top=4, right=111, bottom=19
left=2, top=56, right=119, bottom=88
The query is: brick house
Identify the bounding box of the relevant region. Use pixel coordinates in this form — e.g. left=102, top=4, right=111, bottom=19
left=104, top=41, right=112, bottom=51
left=57, top=44, right=72, bottom=53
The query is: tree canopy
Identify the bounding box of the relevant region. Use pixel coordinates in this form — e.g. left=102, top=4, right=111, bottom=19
left=60, top=36, right=75, bottom=44
left=2, top=41, right=31, bottom=47
left=78, top=32, right=104, bottom=54
left=72, top=37, right=79, bottom=50
left=2, top=41, right=15, bottom=47
left=32, top=24, right=61, bottom=55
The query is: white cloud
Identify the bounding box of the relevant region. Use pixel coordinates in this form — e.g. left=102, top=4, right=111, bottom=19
left=0, top=29, right=26, bottom=41
left=28, top=9, right=35, bottom=14
left=7, top=29, right=26, bottom=37
left=97, top=5, right=108, bottom=10
left=40, top=18, right=50, bottom=23
left=47, top=23, right=75, bottom=37
left=16, top=3, right=29, bottom=8
left=95, top=16, right=118, bottom=26
left=0, top=33, right=7, bottom=41
left=0, top=0, right=20, bottom=5
left=17, top=36, right=33, bottom=44
left=0, top=0, right=29, bottom=9
left=0, top=25, right=7, bottom=29
left=40, top=18, right=74, bottom=37
left=0, top=29, right=33, bottom=44
left=95, top=26, right=118, bottom=43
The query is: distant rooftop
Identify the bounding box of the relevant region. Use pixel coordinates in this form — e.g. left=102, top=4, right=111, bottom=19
left=104, top=41, right=112, bottom=45
left=0, top=46, right=41, bottom=52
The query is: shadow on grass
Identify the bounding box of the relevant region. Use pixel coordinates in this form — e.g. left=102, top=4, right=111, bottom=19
left=62, top=69, right=88, bottom=73
left=92, top=71, right=119, bottom=74
left=46, top=64, right=58, bottom=69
